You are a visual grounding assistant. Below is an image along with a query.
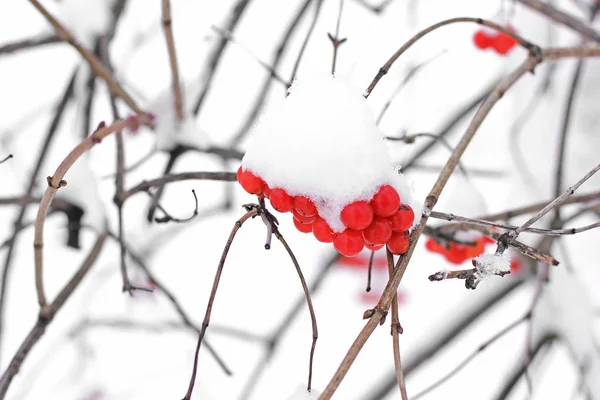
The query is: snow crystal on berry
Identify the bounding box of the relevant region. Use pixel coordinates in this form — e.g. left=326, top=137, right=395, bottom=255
left=241, top=74, right=420, bottom=233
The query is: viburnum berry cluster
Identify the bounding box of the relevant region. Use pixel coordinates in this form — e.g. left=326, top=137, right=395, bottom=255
left=425, top=234, right=495, bottom=264
left=237, top=74, right=420, bottom=259
left=473, top=26, right=517, bottom=55
left=238, top=168, right=415, bottom=257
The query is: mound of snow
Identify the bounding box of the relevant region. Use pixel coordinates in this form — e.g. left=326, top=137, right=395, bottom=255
left=242, top=74, right=420, bottom=232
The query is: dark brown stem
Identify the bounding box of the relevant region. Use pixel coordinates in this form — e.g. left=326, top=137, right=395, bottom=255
left=182, top=209, right=258, bottom=400
left=0, top=34, right=61, bottom=55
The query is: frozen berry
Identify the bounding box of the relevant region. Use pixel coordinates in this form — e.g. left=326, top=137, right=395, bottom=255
left=294, top=196, right=318, bottom=217
left=370, top=185, right=400, bottom=217
left=236, top=167, right=264, bottom=195
left=313, top=217, right=336, bottom=243
left=293, top=217, right=313, bottom=233
left=387, top=231, right=410, bottom=255
left=365, top=242, right=384, bottom=251
left=473, top=30, right=492, bottom=49
left=292, top=209, right=317, bottom=224
left=341, top=201, right=374, bottom=230
left=362, top=217, right=393, bottom=245
left=269, top=188, right=294, bottom=213
left=389, top=205, right=414, bottom=232
left=334, top=229, right=365, bottom=257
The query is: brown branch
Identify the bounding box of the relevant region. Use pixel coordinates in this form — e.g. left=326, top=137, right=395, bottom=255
left=107, top=233, right=233, bottom=375
left=318, top=46, right=600, bottom=399
left=192, top=0, right=252, bottom=116
left=228, top=0, right=312, bottom=146
left=364, top=17, right=542, bottom=98
left=386, top=249, right=407, bottom=399
left=515, top=0, right=600, bottom=43
left=328, top=0, right=346, bottom=75
left=34, top=117, right=150, bottom=311
left=0, top=233, right=107, bottom=399
left=0, top=70, right=77, bottom=364
left=28, top=0, right=144, bottom=115
left=0, top=34, right=61, bottom=55
left=182, top=208, right=258, bottom=400
left=120, top=171, right=236, bottom=202
left=476, top=190, right=600, bottom=222
left=161, top=0, right=184, bottom=121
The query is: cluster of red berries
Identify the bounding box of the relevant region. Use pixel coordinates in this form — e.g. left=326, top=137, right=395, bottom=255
left=473, top=27, right=517, bottom=55
left=237, top=167, right=415, bottom=257
left=425, top=235, right=495, bottom=265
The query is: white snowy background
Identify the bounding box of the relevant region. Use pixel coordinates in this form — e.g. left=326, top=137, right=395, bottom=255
left=0, top=0, right=599, bottom=399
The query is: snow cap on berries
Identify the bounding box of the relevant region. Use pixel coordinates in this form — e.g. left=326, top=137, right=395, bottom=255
left=242, top=74, right=420, bottom=232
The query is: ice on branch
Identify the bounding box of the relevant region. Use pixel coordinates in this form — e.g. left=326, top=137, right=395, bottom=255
left=286, top=385, right=321, bottom=400
left=241, top=74, right=420, bottom=233
left=473, top=253, right=510, bottom=280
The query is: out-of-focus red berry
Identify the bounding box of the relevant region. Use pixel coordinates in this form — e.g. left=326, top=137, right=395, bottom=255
left=493, top=32, right=517, bottom=55
left=473, top=30, right=492, bottom=49
left=334, top=229, right=365, bottom=257
left=341, top=201, right=374, bottom=230
left=313, top=217, right=336, bottom=243
left=425, top=238, right=445, bottom=253
left=294, top=196, right=318, bottom=217
left=269, top=188, right=294, bottom=213
left=236, top=167, right=264, bottom=195
left=363, top=217, right=393, bottom=245
left=464, top=239, right=485, bottom=258
left=389, top=204, right=414, bottom=232
left=370, top=185, right=400, bottom=217
left=444, top=243, right=468, bottom=264
left=293, top=217, right=313, bottom=233
left=387, top=231, right=410, bottom=255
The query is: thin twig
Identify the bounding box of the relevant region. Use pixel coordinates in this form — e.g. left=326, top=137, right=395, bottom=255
left=120, top=171, right=235, bottom=202
left=515, top=0, right=600, bottom=42
left=228, top=0, right=312, bottom=146
left=411, top=313, right=530, bottom=400
left=386, top=249, right=407, bottom=400
left=364, top=17, right=542, bottom=98
left=289, top=0, right=324, bottom=83
left=182, top=208, right=258, bottom=400
left=162, top=0, right=184, bottom=121
left=34, top=117, right=151, bottom=311
left=0, top=233, right=107, bottom=399
left=152, top=189, right=199, bottom=224
left=366, top=250, right=374, bottom=292
left=0, top=155, right=13, bottom=164
left=193, top=0, right=252, bottom=116
left=28, top=0, right=145, bottom=115
left=328, top=0, right=346, bottom=75
left=0, top=34, right=61, bottom=55
left=211, top=26, right=288, bottom=87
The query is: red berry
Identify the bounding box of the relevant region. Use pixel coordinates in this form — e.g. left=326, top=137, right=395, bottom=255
left=493, top=32, right=517, bottom=55
left=292, top=209, right=317, bottom=224
left=365, top=242, right=384, bottom=251
left=464, top=239, right=485, bottom=258
left=473, top=30, right=492, bottom=49
left=293, top=217, right=313, bottom=233
left=294, top=196, right=317, bottom=217
left=341, top=201, right=374, bottom=230
left=236, top=167, right=264, bottom=195
left=269, top=188, right=294, bottom=213
left=425, top=238, right=445, bottom=254
left=370, top=185, right=401, bottom=217
left=333, top=230, right=365, bottom=257
left=445, top=243, right=467, bottom=264
left=313, top=217, right=336, bottom=243
left=389, top=205, right=414, bottom=232
left=263, top=185, right=272, bottom=198
left=362, top=217, right=393, bottom=245
left=387, top=231, right=410, bottom=255
left=482, top=235, right=495, bottom=244
left=510, top=258, right=522, bottom=274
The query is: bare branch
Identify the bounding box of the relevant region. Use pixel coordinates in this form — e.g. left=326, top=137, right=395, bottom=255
left=161, top=0, right=184, bottom=121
